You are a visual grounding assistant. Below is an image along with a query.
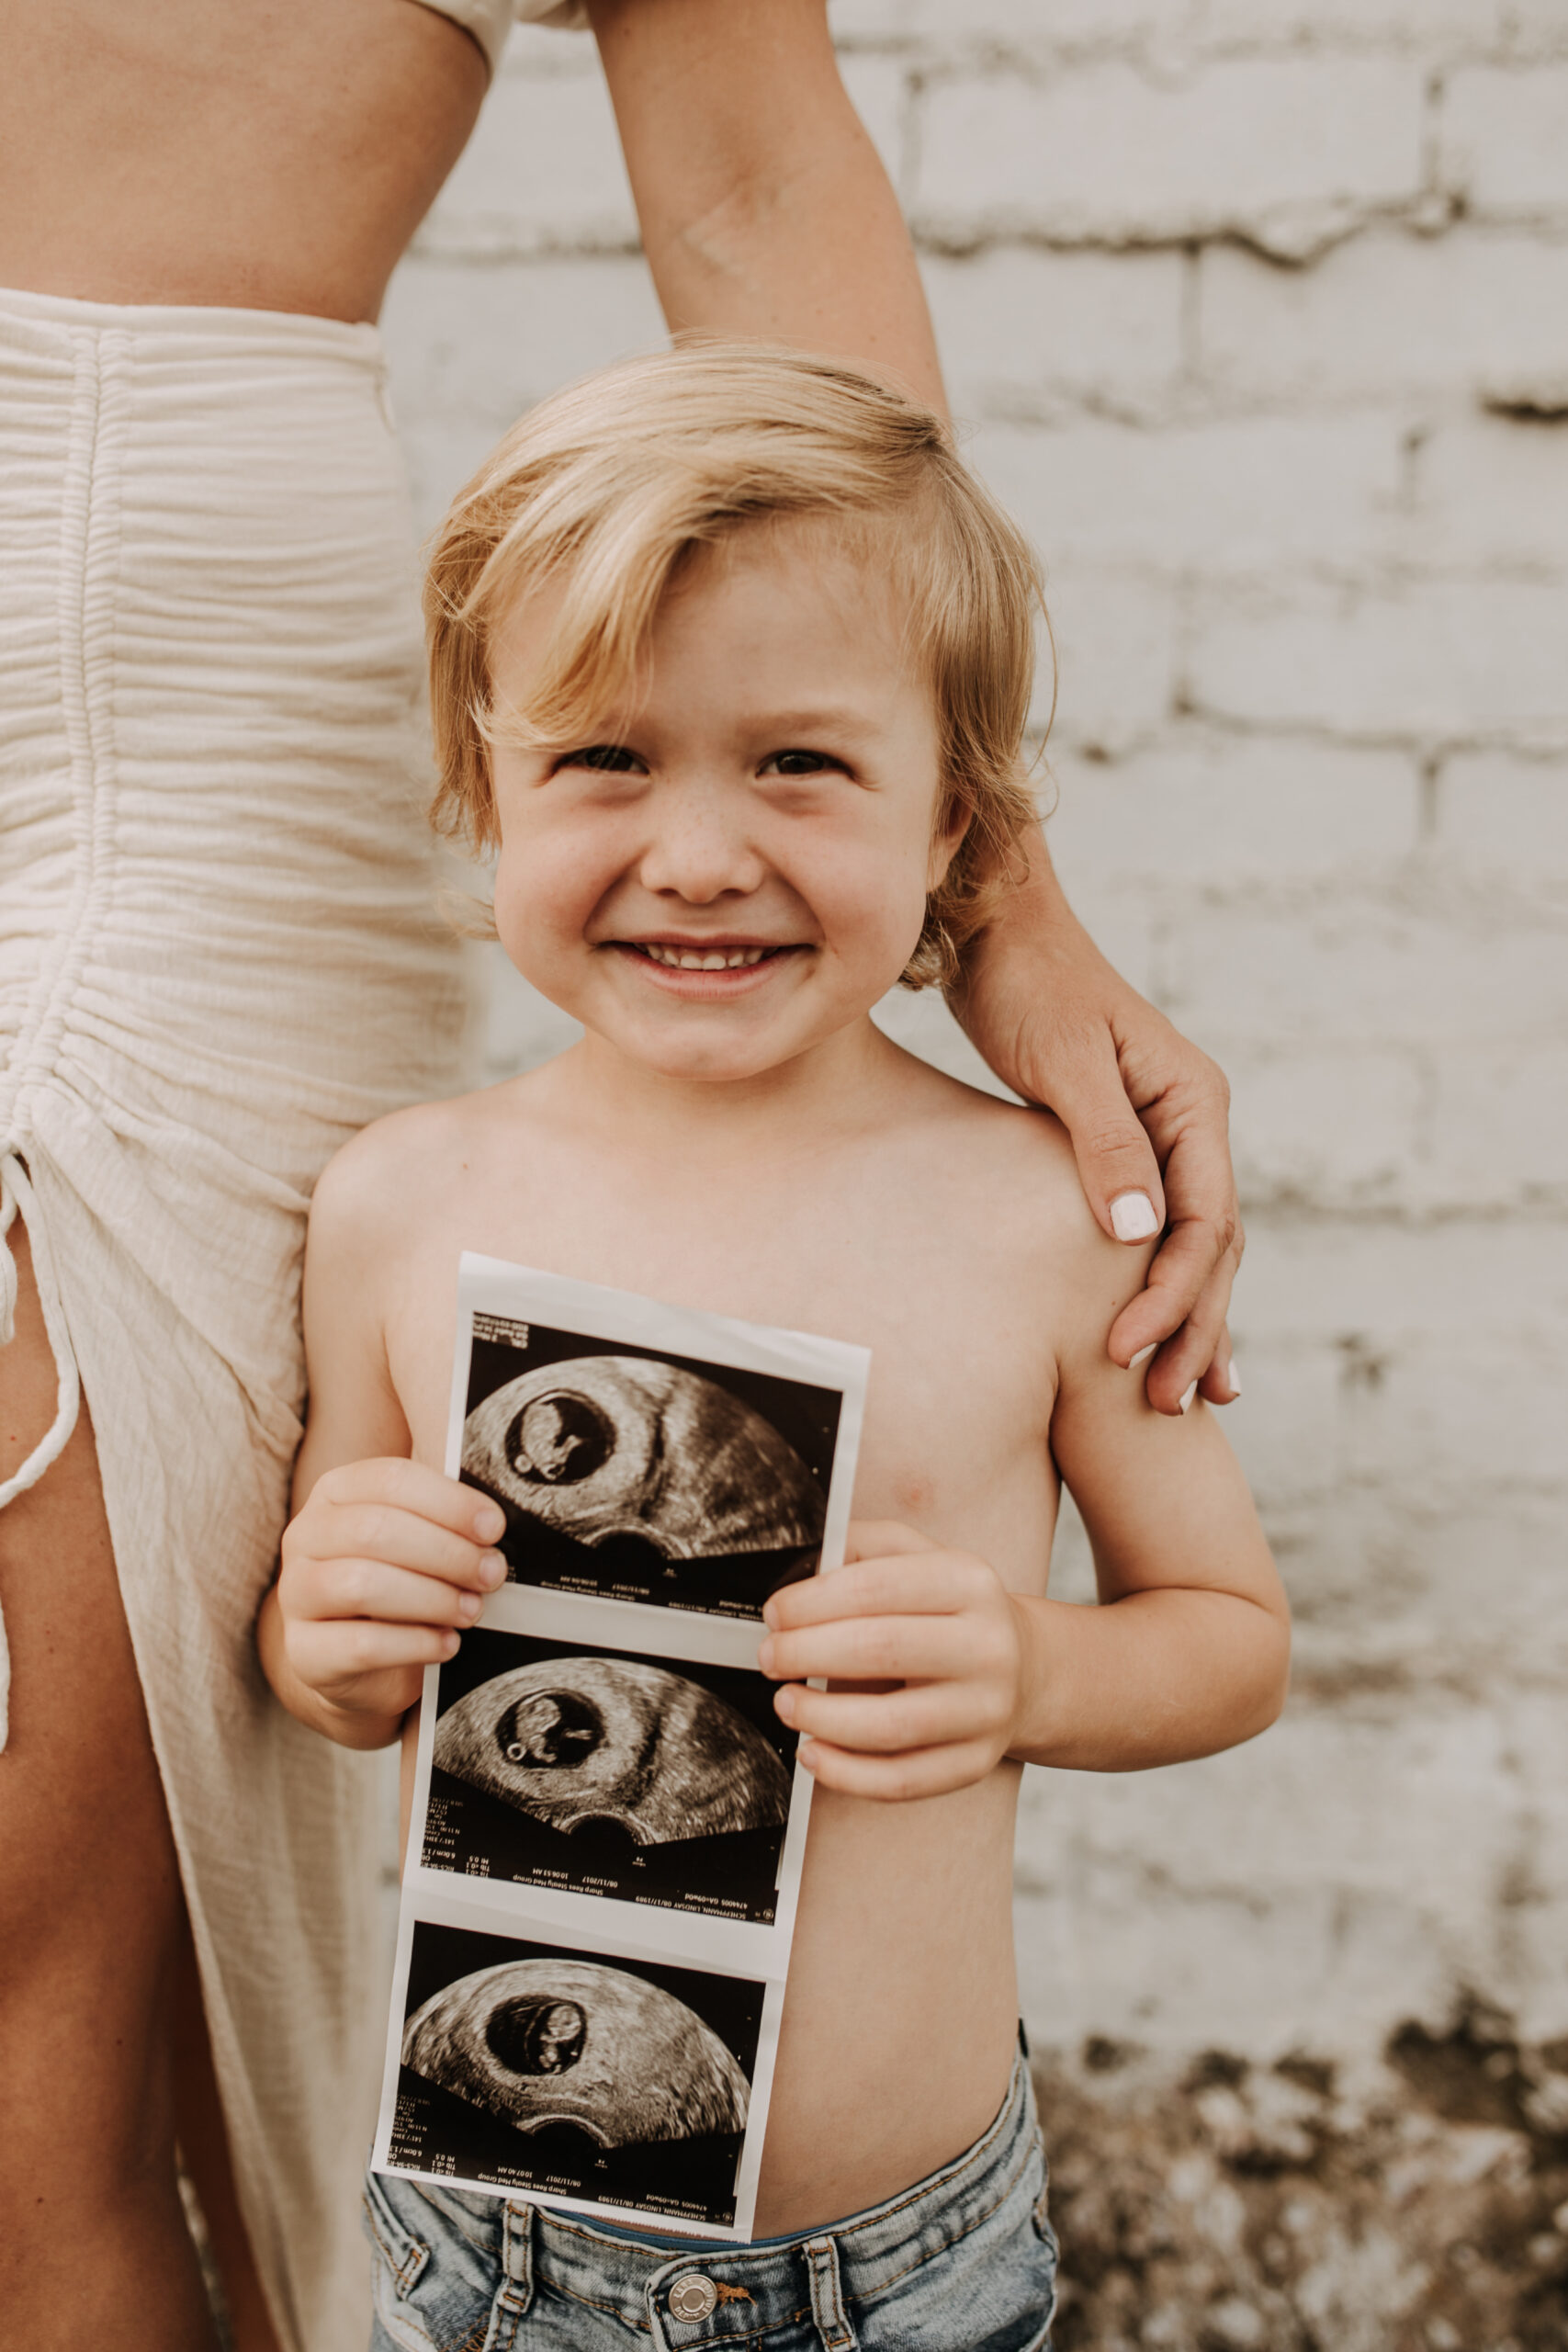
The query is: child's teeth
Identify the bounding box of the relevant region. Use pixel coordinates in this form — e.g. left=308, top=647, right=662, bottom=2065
left=645, top=944, right=773, bottom=969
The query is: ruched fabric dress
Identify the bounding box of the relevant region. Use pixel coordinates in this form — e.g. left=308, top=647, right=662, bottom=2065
left=0, top=288, right=468, bottom=2349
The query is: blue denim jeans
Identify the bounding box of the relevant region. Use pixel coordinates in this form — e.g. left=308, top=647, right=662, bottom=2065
left=364, top=2055, right=1057, bottom=2351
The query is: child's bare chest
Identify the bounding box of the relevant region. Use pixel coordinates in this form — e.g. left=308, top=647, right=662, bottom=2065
left=384, top=1136, right=1062, bottom=1597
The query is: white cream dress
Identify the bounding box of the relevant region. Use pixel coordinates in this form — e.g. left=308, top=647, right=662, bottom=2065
left=0, top=288, right=466, bottom=2350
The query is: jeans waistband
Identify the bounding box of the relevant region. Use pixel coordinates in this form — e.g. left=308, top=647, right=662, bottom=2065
left=396, top=2052, right=1039, bottom=2346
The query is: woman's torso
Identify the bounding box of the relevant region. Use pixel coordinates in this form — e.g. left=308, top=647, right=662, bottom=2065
left=0, top=0, right=490, bottom=323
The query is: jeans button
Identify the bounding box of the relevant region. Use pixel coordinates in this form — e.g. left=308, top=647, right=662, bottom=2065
left=669, top=2273, right=720, bottom=2321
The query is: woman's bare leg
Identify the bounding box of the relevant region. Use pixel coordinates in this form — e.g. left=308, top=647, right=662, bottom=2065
left=172, top=1923, right=285, bottom=2352
left=0, top=1219, right=231, bottom=2349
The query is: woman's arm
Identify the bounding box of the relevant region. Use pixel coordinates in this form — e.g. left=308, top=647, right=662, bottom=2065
left=586, top=0, right=944, bottom=413
left=587, top=0, right=1244, bottom=1411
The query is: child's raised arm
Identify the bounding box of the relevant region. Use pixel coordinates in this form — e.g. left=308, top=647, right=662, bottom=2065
left=760, top=1242, right=1288, bottom=1800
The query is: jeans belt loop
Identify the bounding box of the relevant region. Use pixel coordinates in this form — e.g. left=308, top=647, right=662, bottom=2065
left=489, top=2199, right=536, bottom=2335
left=804, top=2233, right=858, bottom=2352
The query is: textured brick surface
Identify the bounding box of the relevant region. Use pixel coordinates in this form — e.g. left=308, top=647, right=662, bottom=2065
left=916, top=62, right=1427, bottom=259
left=1441, top=64, right=1568, bottom=214
left=382, top=0, right=1568, bottom=2137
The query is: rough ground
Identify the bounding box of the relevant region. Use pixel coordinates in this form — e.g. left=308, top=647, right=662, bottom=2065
left=1038, top=1999, right=1568, bottom=2352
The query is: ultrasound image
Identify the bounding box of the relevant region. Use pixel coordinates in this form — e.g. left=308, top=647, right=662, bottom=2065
left=460, top=1344, right=832, bottom=1615
left=422, top=1630, right=796, bottom=1923
left=388, top=1923, right=766, bottom=2225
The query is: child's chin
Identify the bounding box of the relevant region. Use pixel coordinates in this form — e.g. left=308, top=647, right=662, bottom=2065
left=628, top=1036, right=796, bottom=1084
left=595, top=1007, right=818, bottom=1085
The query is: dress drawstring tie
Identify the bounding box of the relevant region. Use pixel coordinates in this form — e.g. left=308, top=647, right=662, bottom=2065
left=0, top=1149, right=82, bottom=1747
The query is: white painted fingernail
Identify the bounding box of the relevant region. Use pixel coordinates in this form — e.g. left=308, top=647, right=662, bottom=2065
left=1179, top=1381, right=1198, bottom=1414
left=1224, top=1360, right=1241, bottom=1398
left=1128, top=1343, right=1157, bottom=1371
left=1110, top=1191, right=1160, bottom=1242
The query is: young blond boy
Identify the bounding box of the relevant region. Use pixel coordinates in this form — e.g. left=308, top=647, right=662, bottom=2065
left=259, top=345, right=1289, bottom=2351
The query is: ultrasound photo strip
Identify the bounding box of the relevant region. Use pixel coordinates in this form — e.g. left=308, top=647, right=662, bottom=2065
left=370, top=1259, right=870, bottom=2235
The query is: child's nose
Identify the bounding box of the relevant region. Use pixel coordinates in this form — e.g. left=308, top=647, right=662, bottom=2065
left=637, top=781, right=765, bottom=903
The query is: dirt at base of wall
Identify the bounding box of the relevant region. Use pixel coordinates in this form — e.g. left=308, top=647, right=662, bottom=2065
left=1036, top=1996, right=1568, bottom=2352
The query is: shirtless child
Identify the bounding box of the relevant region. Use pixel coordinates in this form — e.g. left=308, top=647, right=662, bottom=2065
left=258, top=345, right=1290, bottom=2352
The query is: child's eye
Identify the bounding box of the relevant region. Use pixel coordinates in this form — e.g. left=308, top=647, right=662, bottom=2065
left=558, top=743, right=644, bottom=774
left=759, top=749, right=842, bottom=777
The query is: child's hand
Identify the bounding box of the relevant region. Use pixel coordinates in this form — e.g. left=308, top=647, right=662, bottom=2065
left=275, top=1460, right=508, bottom=1736
left=758, top=1521, right=1028, bottom=1801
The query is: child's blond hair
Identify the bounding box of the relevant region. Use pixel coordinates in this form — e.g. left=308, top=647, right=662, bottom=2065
left=425, top=343, right=1046, bottom=989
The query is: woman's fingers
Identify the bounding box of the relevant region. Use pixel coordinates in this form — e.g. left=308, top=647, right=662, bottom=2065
left=1032, top=1028, right=1168, bottom=1250
left=1108, top=1037, right=1243, bottom=1403
left=1199, top=1320, right=1240, bottom=1408
left=1115, top=1224, right=1243, bottom=1416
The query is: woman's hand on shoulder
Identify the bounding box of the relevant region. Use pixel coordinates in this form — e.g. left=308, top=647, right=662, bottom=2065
left=758, top=1521, right=1028, bottom=1801
left=261, top=1461, right=508, bottom=1749
left=953, top=846, right=1243, bottom=1419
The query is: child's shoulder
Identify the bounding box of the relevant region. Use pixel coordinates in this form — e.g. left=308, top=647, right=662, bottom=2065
left=882, top=1045, right=1089, bottom=1220
left=306, top=1078, right=534, bottom=1247
left=880, top=1047, right=1154, bottom=1335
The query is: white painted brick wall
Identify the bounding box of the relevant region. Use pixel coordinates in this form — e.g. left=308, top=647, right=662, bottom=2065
left=916, top=61, right=1428, bottom=259
left=1440, top=64, right=1568, bottom=213
left=381, top=4, right=1568, bottom=2075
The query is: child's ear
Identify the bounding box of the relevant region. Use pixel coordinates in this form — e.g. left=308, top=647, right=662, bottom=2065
left=926, top=787, right=970, bottom=893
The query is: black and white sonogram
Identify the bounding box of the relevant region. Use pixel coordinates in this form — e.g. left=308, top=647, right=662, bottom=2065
left=423, top=1627, right=797, bottom=1924
left=459, top=1326, right=840, bottom=1617
left=388, top=1921, right=764, bottom=2226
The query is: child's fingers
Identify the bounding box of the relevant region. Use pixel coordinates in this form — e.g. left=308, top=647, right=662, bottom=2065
left=761, top=1609, right=995, bottom=1688
left=777, top=1679, right=1003, bottom=1754
left=286, top=1617, right=461, bottom=1687
left=310, top=1456, right=506, bottom=1545
left=841, top=1520, right=940, bottom=1565
left=313, top=1498, right=506, bottom=1593
left=795, top=1735, right=997, bottom=1804
left=762, top=1553, right=995, bottom=1634
left=290, top=1557, right=496, bottom=1631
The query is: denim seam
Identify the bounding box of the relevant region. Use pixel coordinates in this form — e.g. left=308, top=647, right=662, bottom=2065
left=486, top=2202, right=536, bottom=2349
left=829, top=2064, right=1026, bottom=2251
left=837, top=2130, right=1041, bottom=2301
left=367, top=2269, right=444, bottom=2352
left=539, top=2274, right=655, bottom=2330
left=644, top=2305, right=814, bottom=2349
left=805, top=2237, right=856, bottom=2352
left=363, top=2188, right=430, bottom=2300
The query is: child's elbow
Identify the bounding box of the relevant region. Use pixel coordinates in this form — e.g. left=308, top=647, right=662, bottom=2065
left=1245, top=1608, right=1292, bottom=1740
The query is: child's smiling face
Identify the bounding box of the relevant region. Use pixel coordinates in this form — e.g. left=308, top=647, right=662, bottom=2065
left=488, top=516, right=963, bottom=1089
